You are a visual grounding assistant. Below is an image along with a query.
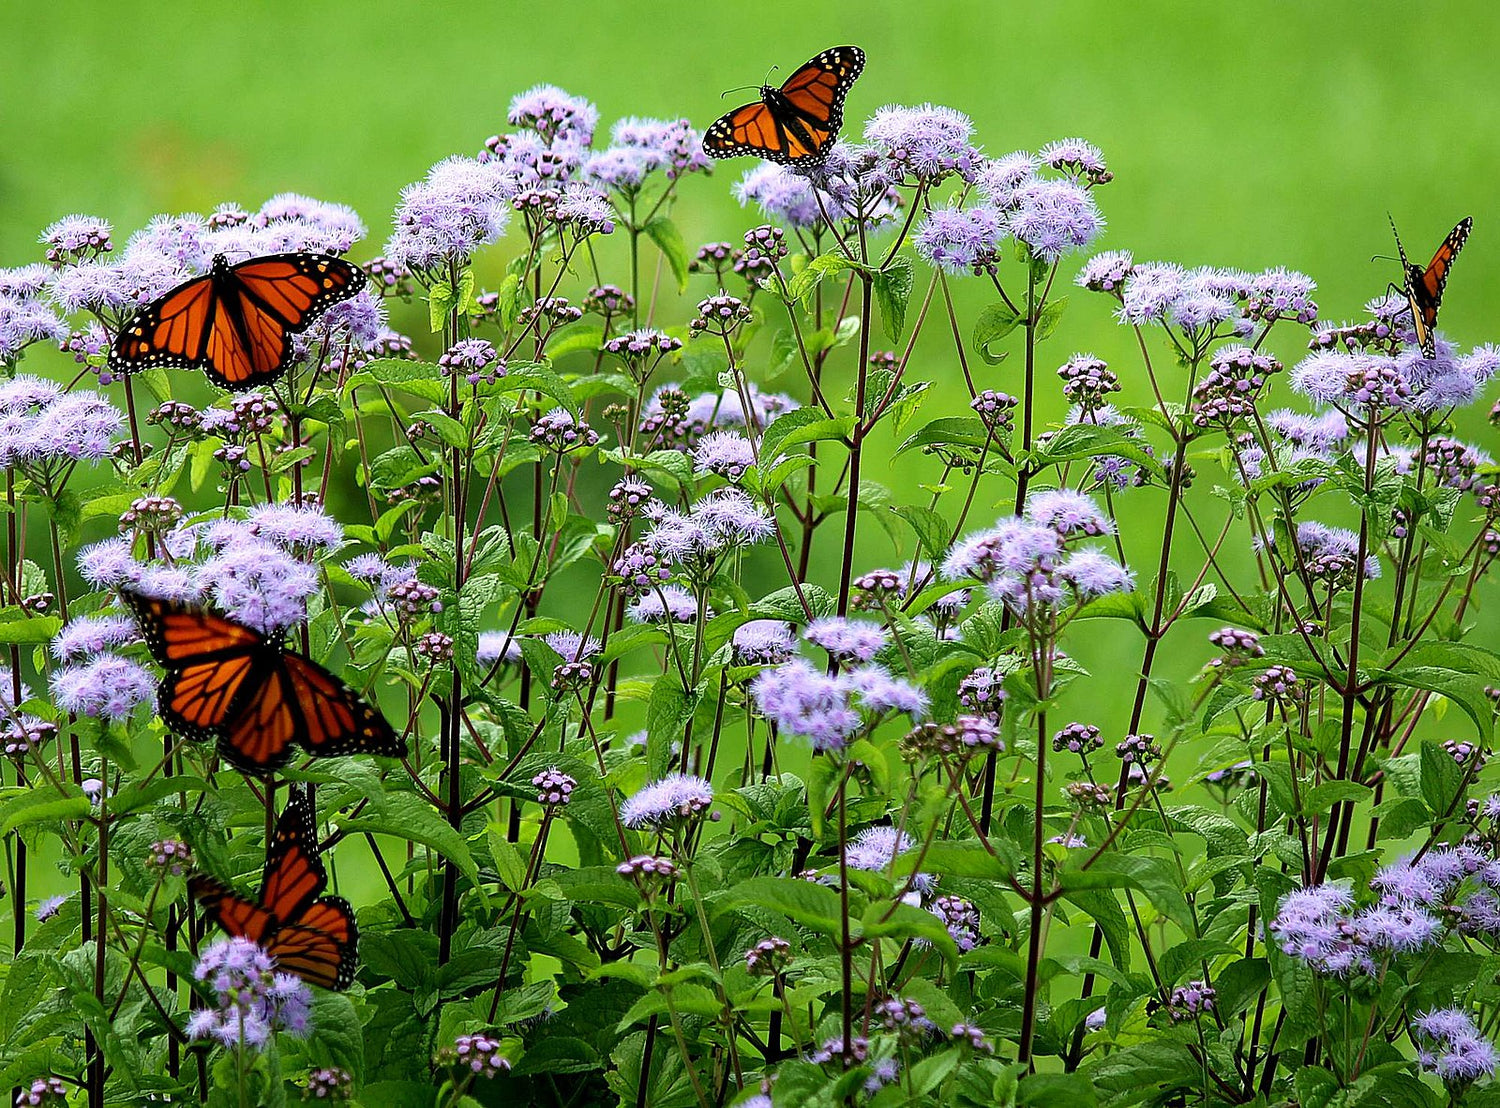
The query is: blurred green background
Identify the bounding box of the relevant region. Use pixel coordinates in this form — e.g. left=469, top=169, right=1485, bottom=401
left=4, top=0, right=1500, bottom=771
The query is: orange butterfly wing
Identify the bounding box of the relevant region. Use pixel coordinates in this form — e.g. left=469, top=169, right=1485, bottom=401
left=189, top=874, right=279, bottom=944
left=1418, top=217, right=1472, bottom=304
left=703, top=45, right=864, bottom=164
left=1394, top=217, right=1472, bottom=357
left=121, top=586, right=403, bottom=773
left=109, top=275, right=218, bottom=370
left=119, top=587, right=266, bottom=740
left=109, top=252, right=365, bottom=392
left=191, top=789, right=359, bottom=989
left=279, top=653, right=404, bottom=759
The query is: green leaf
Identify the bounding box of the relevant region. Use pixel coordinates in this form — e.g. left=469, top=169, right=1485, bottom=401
left=972, top=303, right=1022, bottom=364
left=759, top=408, right=854, bottom=463
left=0, top=786, right=89, bottom=836
left=306, top=992, right=363, bottom=1084
left=427, top=267, right=475, bottom=332
left=1034, top=295, right=1068, bottom=341
left=892, top=505, right=952, bottom=564
left=1029, top=423, right=1159, bottom=476
left=893, top=416, right=994, bottom=459
left=367, top=445, right=439, bottom=493
left=1420, top=739, right=1466, bottom=818
left=787, top=251, right=856, bottom=308
left=1018, top=1072, right=1097, bottom=1107
left=495, top=359, right=578, bottom=416
left=712, top=876, right=843, bottom=937
left=643, top=217, right=690, bottom=293
left=872, top=255, right=914, bottom=341
left=342, top=792, right=486, bottom=904
left=491, top=272, right=524, bottom=332
left=645, top=678, right=693, bottom=780
left=0, top=613, right=62, bottom=645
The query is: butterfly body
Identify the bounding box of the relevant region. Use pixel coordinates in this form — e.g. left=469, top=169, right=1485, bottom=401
left=1389, top=216, right=1471, bottom=358
left=703, top=46, right=865, bottom=164
left=191, top=787, right=358, bottom=989
left=120, top=586, right=404, bottom=774
left=109, top=251, right=365, bottom=391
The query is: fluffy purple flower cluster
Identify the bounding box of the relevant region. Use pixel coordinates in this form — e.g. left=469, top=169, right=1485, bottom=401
left=585, top=117, right=709, bottom=190
left=843, top=826, right=933, bottom=895
left=49, top=651, right=154, bottom=722
left=1271, top=846, right=1500, bottom=977
left=619, top=772, right=714, bottom=828
left=385, top=156, right=516, bottom=275
left=731, top=620, right=797, bottom=666
left=942, top=491, right=1132, bottom=618
left=0, top=375, right=122, bottom=471
left=639, top=382, right=796, bottom=450
left=0, top=265, right=67, bottom=362
left=186, top=938, right=312, bottom=1050
left=627, top=488, right=775, bottom=586
left=1413, top=1008, right=1498, bottom=1086
left=750, top=656, right=928, bottom=751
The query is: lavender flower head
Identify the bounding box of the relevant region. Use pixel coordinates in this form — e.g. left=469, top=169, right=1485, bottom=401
left=914, top=205, right=1004, bottom=274
left=195, top=536, right=321, bottom=634
left=844, top=826, right=934, bottom=894
left=1, top=271, right=69, bottom=361
left=50, top=614, right=138, bottom=662
left=49, top=654, right=154, bottom=720
left=1414, top=1008, right=1499, bottom=1086
left=1024, top=488, right=1113, bottom=537
left=619, top=772, right=714, bottom=828
left=1039, top=138, right=1112, bottom=184
left=1004, top=178, right=1105, bottom=262
left=245, top=503, right=344, bottom=560
left=507, top=84, right=598, bottom=145
left=731, top=620, right=797, bottom=666
left=804, top=617, right=887, bottom=663
left=186, top=937, right=312, bottom=1050
left=864, top=103, right=980, bottom=183
left=627, top=584, right=703, bottom=624
left=750, top=658, right=861, bottom=751
left=733, top=164, right=826, bottom=229
left=1076, top=249, right=1135, bottom=294
left=385, top=156, right=516, bottom=275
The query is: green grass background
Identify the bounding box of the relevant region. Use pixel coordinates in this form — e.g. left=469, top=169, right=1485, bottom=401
left=4, top=1, right=1500, bottom=894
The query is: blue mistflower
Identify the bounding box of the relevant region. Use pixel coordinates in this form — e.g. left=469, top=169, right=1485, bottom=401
left=508, top=84, right=599, bottom=145
left=619, top=772, right=714, bottom=828
left=733, top=164, right=825, bottom=229
left=41, top=214, right=113, bottom=265
left=385, top=156, right=516, bottom=275
left=1005, top=178, right=1104, bottom=262
left=186, top=938, right=312, bottom=1051
left=50, top=653, right=154, bottom=720
left=914, top=205, right=1004, bottom=274
left=864, top=102, right=981, bottom=183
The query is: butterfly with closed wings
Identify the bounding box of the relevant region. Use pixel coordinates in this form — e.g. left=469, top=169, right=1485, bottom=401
left=119, top=585, right=404, bottom=774
left=108, top=252, right=365, bottom=391
left=1389, top=216, right=1473, bottom=359
left=191, top=787, right=358, bottom=990
left=703, top=46, right=865, bottom=165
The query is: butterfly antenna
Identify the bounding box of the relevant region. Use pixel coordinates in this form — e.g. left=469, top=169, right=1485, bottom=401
left=719, top=82, right=763, bottom=99
left=1387, top=212, right=1410, bottom=268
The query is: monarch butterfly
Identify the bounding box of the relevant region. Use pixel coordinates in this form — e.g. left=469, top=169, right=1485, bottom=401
left=119, top=585, right=404, bottom=774
left=703, top=46, right=865, bottom=165
left=1389, top=216, right=1472, bottom=358
left=108, top=252, right=365, bottom=391
left=191, top=787, right=358, bottom=990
